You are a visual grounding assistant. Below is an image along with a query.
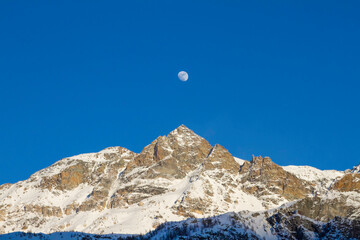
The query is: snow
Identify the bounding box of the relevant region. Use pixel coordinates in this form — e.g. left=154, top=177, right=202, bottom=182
left=282, top=165, right=344, bottom=189
left=168, top=125, right=204, bottom=147
left=234, top=157, right=246, bottom=166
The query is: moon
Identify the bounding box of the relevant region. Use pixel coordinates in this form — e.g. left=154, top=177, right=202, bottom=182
left=178, top=71, right=189, bottom=82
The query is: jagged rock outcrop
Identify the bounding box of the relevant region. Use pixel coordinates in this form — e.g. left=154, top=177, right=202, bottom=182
left=124, top=125, right=213, bottom=180
left=239, top=155, right=313, bottom=205
left=204, top=144, right=240, bottom=174
left=332, top=173, right=360, bottom=192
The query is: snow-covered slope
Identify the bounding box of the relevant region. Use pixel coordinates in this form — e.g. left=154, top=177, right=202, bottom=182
left=283, top=165, right=344, bottom=192
left=233, top=157, right=245, bottom=166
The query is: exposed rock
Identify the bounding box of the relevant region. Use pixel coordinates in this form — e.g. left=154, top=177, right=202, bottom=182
left=267, top=208, right=360, bottom=240
left=0, top=209, right=6, bottom=221
left=23, top=205, right=62, bottom=218
left=332, top=173, right=360, bottom=192
left=0, top=183, right=11, bottom=192
left=239, top=155, right=312, bottom=201
left=125, top=125, right=213, bottom=180
left=110, top=185, right=167, bottom=208
left=40, top=162, right=90, bottom=191
left=286, top=196, right=356, bottom=221
left=78, top=189, right=109, bottom=211
left=267, top=211, right=322, bottom=240
left=204, top=144, right=240, bottom=174
left=64, top=203, right=79, bottom=215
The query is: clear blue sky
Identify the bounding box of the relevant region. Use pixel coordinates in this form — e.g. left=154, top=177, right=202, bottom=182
left=1, top=1, right=359, bottom=184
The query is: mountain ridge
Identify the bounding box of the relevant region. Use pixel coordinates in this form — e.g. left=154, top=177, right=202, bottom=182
left=0, top=125, right=359, bottom=239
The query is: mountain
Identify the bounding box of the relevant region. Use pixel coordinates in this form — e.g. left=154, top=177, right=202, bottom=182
left=0, top=125, right=359, bottom=239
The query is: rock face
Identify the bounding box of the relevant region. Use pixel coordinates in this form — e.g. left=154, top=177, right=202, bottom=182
left=0, top=125, right=359, bottom=239
left=285, top=195, right=358, bottom=221
left=332, top=173, right=360, bottom=192
left=40, top=162, right=90, bottom=191
left=239, top=155, right=313, bottom=207
left=204, top=144, right=240, bottom=174
left=125, top=125, right=213, bottom=180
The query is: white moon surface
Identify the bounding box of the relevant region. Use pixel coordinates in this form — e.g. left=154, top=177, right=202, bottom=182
left=178, top=71, right=189, bottom=82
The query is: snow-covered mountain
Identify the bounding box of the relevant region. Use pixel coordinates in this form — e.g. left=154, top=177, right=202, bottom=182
left=0, top=125, right=359, bottom=239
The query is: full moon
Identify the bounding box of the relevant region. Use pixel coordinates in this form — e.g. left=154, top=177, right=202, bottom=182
left=178, top=71, right=189, bottom=82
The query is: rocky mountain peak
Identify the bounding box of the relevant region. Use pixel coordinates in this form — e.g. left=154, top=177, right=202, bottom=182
left=124, top=125, right=212, bottom=179
left=167, top=124, right=206, bottom=147
left=169, top=124, right=191, bottom=134
left=247, top=155, right=276, bottom=171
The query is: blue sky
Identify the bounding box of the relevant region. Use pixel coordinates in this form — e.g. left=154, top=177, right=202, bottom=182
left=0, top=1, right=359, bottom=184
